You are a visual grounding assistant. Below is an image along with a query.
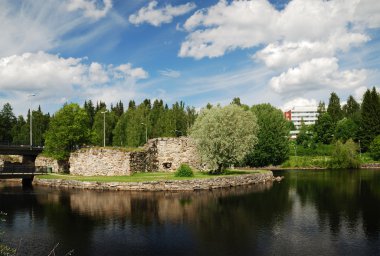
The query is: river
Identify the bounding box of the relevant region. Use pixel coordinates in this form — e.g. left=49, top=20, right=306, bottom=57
left=1, top=169, right=380, bottom=255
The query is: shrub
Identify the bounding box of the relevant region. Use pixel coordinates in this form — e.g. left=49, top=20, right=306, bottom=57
left=175, top=164, right=194, bottom=177
left=329, top=139, right=361, bottom=169
left=370, top=135, right=380, bottom=161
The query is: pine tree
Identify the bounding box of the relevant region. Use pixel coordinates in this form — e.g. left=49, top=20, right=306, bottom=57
left=327, top=92, right=343, bottom=124
left=359, top=87, right=380, bottom=151
left=343, top=95, right=360, bottom=118
left=0, top=103, right=16, bottom=143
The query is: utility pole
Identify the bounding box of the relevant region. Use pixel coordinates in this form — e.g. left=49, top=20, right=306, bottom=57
left=101, top=111, right=106, bottom=147
left=28, top=93, right=36, bottom=148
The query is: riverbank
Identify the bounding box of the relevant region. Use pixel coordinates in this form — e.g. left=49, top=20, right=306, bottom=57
left=34, top=171, right=282, bottom=191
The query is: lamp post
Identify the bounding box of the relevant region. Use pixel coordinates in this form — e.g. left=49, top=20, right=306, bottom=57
left=359, top=139, right=362, bottom=158
left=28, top=93, right=36, bottom=148
left=101, top=111, right=106, bottom=147
left=141, top=123, right=147, bottom=144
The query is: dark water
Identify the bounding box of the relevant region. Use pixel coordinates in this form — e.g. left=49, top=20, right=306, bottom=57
left=1, top=170, right=380, bottom=256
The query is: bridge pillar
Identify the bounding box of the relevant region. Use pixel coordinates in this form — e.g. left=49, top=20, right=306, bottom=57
left=22, top=155, right=37, bottom=165
left=22, top=176, right=34, bottom=187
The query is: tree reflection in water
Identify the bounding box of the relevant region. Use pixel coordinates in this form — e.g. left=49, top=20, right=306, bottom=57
left=1, top=170, right=380, bottom=255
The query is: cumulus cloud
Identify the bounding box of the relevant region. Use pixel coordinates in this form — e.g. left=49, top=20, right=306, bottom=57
left=129, top=1, right=196, bottom=26
left=180, top=0, right=378, bottom=60
left=158, top=69, right=181, bottom=78
left=178, top=0, right=379, bottom=100
left=269, top=58, right=367, bottom=94
left=282, top=98, right=318, bottom=111
left=0, top=51, right=147, bottom=103
left=67, top=0, right=112, bottom=19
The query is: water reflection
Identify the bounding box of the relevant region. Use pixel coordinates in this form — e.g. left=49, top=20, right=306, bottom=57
left=1, top=170, right=380, bottom=255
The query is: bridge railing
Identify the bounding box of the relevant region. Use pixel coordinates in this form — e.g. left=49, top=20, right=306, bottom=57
left=0, top=165, right=49, bottom=174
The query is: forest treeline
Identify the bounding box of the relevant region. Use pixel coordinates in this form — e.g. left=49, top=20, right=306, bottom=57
left=0, top=99, right=196, bottom=149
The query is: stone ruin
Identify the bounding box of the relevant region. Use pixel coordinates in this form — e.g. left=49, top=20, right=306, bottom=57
left=67, top=137, right=201, bottom=176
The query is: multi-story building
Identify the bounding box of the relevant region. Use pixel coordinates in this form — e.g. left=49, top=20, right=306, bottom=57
left=284, top=106, right=319, bottom=138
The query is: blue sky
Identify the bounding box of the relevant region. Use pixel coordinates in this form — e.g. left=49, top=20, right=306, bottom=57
left=0, top=0, right=379, bottom=115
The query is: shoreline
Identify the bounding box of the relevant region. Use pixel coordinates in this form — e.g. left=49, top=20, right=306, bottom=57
left=33, top=172, right=282, bottom=191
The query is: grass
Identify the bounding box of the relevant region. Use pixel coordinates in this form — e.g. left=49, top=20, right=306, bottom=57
left=37, top=169, right=267, bottom=183
left=281, top=156, right=330, bottom=168
left=360, top=153, right=380, bottom=164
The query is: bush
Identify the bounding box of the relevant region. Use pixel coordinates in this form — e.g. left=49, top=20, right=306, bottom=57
left=175, top=164, right=194, bottom=177
left=329, top=139, right=361, bottom=169
left=370, top=135, right=380, bottom=161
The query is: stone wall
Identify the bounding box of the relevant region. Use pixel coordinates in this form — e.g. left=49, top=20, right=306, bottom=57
left=145, top=137, right=200, bottom=171
left=35, top=156, right=69, bottom=173
left=69, top=147, right=136, bottom=176
left=34, top=171, right=280, bottom=191
left=67, top=137, right=200, bottom=176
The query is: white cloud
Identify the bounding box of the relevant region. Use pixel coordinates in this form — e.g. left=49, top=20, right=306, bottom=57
left=281, top=98, right=318, bottom=111
left=129, top=1, right=196, bottom=27
left=180, top=0, right=379, bottom=60
left=158, top=69, right=181, bottom=78
left=67, top=0, right=112, bottom=19
left=0, top=52, right=147, bottom=111
left=255, top=33, right=369, bottom=70
left=269, top=58, right=367, bottom=94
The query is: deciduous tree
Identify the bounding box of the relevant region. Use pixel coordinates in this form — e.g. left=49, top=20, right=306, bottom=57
left=44, top=103, right=91, bottom=160
left=190, top=105, right=258, bottom=172
left=244, top=104, right=289, bottom=167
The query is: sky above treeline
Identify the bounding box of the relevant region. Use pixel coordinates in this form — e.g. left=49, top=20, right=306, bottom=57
left=0, top=0, right=379, bottom=115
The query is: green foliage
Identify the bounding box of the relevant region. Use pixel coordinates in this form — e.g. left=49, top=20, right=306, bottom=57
left=44, top=103, right=91, bottom=160
left=327, top=92, right=343, bottom=124
left=244, top=104, right=290, bottom=167
left=314, top=112, right=335, bottom=144
left=190, top=105, right=258, bottom=172
left=291, top=142, right=332, bottom=156
left=358, top=87, right=380, bottom=151
left=281, top=156, right=330, bottom=168
left=334, top=118, right=358, bottom=142
left=343, top=95, right=360, bottom=119
left=91, top=109, right=117, bottom=146
left=370, top=135, right=380, bottom=161
left=329, top=139, right=361, bottom=169
left=175, top=164, right=194, bottom=177
left=296, top=123, right=313, bottom=147
left=0, top=103, right=16, bottom=143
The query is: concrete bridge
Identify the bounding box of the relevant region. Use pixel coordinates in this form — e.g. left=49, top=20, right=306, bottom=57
left=0, top=145, right=45, bottom=186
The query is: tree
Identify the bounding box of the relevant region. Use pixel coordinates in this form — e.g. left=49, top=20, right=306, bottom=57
left=91, top=108, right=117, bottom=146
left=244, top=104, right=289, bottom=167
left=358, top=87, right=380, bottom=151
left=327, top=92, right=343, bottom=124
left=0, top=103, right=16, bottom=143
left=329, top=139, right=360, bottom=169
left=11, top=115, right=28, bottom=145
left=335, top=118, right=358, bottom=142
left=190, top=105, right=258, bottom=172
left=296, top=122, right=314, bottom=147
left=44, top=103, right=91, bottom=160
left=84, top=100, right=95, bottom=127
left=370, top=135, right=380, bottom=161
left=343, top=95, right=360, bottom=119
left=314, top=113, right=334, bottom=144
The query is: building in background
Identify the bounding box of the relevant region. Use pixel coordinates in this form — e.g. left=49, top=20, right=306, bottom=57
left=284, top=106, right=319, bottom=138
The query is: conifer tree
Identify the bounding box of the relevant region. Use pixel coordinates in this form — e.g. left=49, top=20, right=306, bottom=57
left=327, top=92, right=343, bottom=124
left=359, top=87, right=380, bottom=151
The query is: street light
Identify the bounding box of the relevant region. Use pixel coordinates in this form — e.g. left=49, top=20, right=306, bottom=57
left=359, top=139, right=362, bottom=158
left=28, top=93, right=36, bottom=148
left=141, top=123, right=147, bottom=144
left=101, top=111, right=106, bottom=147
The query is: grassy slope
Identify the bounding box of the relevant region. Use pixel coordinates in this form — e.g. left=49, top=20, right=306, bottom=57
left=37, top=170, right=268, bottom=183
